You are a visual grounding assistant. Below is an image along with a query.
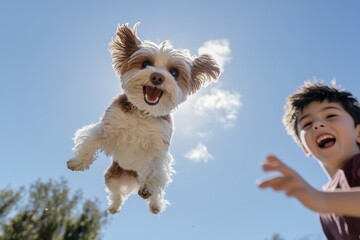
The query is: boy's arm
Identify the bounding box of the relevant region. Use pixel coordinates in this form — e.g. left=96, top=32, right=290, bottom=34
left=319, top=189, right=360, bottom=217
left=257, top=155, right=360, bottom=217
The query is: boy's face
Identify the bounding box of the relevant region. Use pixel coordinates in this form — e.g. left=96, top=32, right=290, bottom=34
left=297, top=100, right=360, bottom=172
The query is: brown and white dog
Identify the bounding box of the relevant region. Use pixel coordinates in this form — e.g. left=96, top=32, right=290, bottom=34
left=67, top=23, right=220, bottom=214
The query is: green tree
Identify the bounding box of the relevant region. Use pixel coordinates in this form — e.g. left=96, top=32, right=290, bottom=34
left=0, top=178, right=108, bottom=240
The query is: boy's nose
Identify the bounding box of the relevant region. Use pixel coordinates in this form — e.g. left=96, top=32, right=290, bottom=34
left=313, top=120, right=325, bottom=130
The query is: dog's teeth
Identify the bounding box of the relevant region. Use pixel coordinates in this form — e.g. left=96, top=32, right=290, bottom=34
left=143, top=86, right=163, bottom=105
left=145, top=95, right=159, bottom=103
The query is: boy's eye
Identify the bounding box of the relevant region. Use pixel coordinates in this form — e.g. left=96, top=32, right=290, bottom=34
left=141, top=60, right=151, bottom=69
left=327, top=114, right=337, bottom=119
left=302, top=121, right=312, bottom=129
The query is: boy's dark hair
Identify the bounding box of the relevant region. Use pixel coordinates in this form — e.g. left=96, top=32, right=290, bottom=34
left=283, top=80, right=360, bottom=146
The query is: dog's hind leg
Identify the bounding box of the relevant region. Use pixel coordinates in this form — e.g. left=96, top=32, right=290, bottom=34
left=104, top=162, right=139, bottom=214
left=144, top=154, right=175, bottom=214
left=147, top=189, right=169, bottom=214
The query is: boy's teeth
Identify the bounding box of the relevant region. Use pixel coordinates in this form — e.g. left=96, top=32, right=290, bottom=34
left=316, top=134, right=336, bottom=148
left=316, top=134, right=333, bottom=144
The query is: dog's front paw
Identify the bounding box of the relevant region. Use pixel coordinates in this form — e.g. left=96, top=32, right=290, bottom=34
left=138, top=185, right=152, bottom=199
left=107, top=195, right=122, bottom=214
left=67, top=158, right=89, bottom=171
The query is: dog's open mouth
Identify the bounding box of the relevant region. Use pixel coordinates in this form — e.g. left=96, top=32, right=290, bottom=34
left=143, top=86, right=163, bottom=105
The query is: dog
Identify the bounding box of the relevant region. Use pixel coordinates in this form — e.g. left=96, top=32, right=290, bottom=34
left=67, top=23, right=220, bottom=214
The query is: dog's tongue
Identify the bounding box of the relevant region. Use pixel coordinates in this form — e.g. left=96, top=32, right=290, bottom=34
left=145, top=86, right=162, bottom=102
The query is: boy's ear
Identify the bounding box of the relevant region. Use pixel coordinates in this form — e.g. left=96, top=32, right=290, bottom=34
left=355, top=124, right=360, bottom=144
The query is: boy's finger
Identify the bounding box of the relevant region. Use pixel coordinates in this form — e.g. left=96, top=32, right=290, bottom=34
left=257, top=176, right=288, bottom=189
left=265, top=155, right=281, bottom=163
left=262, top=161, right=295, bottom=176
left=265, top=155, right=290, bottom=168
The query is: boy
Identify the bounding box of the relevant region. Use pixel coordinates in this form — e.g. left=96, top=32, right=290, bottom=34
left=258, top=81, right=360, bottom=239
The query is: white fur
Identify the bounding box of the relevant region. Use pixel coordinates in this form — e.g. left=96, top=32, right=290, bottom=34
left=69, top=106, right=174, bottom=214
left=67, top=22, right=220, bottom=214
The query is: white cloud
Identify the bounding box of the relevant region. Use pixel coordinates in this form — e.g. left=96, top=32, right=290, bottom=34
left=194, top=87, right=242, bottom=128
left=184, top=142, right=214, bottom=163
left=175, top=39, right=239, bottom=163
left=198, top=39, right=231, bottom=71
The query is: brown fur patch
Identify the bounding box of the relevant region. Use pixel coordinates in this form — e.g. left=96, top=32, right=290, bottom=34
left=124, top=53, right=154, bottom=74
left=110, top=94, right=172, bottom=124
left=191, top=54, right=221, bottom=94
left=161, top=114, right=172, bottom=123
left=109, top=23, right=142, bottom=76
left=166, top=58, right=192, bottom=94
left=109, top=94, right=136, bottom=114
left=105, top=161, right=138, bottom=184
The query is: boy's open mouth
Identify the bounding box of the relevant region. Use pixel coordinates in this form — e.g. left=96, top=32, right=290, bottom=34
left=143, top=86, right=163, bottom=105
left=316, top=134, right=336, bottom=149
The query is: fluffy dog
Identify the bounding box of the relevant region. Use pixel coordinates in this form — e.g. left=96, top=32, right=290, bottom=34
left=67, top=23, right=220, bottom=214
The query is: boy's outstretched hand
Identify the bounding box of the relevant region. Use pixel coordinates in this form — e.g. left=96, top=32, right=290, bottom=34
left=257, top=155, right=322, bottom=212
left=258, top=155, right=360, bottom=217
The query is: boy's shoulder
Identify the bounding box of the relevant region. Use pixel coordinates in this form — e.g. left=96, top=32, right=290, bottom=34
left=323, top=153, right=360, bottom=191
left=342, top=153, right=360, bottom=187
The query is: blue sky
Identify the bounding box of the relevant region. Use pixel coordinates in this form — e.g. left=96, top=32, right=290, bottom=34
left=1, top=1, right=360, bottom=239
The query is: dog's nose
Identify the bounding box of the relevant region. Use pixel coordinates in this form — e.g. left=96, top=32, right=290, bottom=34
left=150, top=72, right=164, bottom=85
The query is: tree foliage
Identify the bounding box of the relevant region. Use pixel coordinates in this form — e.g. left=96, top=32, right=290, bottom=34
left=0, top=178, right=108, bottom=240
left=271, top=233, right=285, bottom=240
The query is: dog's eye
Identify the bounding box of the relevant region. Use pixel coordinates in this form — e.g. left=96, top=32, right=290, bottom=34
left=169, top=68, right=179, bottom=78
left=141, top=60, right=151, bottom=69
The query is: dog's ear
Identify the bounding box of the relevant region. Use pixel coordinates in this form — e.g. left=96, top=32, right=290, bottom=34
left=109, top=22, right=142, bottom=76
left=190, top=54, right=221, bottom=94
